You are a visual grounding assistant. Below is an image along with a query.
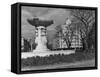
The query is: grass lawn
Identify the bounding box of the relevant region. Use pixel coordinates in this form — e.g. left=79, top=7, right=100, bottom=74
left=22, top=59, right=95, bottom=71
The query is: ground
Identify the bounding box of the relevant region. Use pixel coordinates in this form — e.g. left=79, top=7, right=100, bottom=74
left=22, top=59, right=95, bottom=71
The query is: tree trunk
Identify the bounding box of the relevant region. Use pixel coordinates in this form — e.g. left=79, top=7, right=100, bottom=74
left=84, top=38, right=89, bottom=52
left=65, top=39, right=71, bottom=49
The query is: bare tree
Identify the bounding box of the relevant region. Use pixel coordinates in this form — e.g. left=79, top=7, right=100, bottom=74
left=62, top=24, right=75, bottom=48
left=55, top=23, right=75, bottom=48
left=70, top=9, right=95, bottom=51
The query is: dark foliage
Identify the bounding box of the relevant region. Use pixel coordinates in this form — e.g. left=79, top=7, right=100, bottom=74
left=22, top=39, right=31, bottom=52
left=32, top=43, right=37, bottom=49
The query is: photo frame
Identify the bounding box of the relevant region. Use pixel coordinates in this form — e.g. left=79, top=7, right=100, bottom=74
left=11, top=2, right=98, bottom=74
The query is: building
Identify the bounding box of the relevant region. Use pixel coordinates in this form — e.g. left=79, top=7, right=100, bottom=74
left=71, top=30, right=83, bottom=48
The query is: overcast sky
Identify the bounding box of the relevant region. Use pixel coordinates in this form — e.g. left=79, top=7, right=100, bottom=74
left=21, top=6, right=71, bottom=40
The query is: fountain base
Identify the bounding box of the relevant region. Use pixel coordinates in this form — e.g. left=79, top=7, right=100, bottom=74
left=33, top=43, right=50, bottom=53
left=21, top=50, right=75, bottom=59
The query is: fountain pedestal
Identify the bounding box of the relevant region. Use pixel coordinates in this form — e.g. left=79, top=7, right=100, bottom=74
left=34, top=26, right=50, bottom=52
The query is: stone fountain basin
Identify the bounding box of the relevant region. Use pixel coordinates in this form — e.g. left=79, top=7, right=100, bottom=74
left=21, top=50, right=75, bottom=59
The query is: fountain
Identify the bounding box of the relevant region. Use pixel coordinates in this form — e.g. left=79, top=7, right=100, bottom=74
left=27, top=18, right=53, bottom=53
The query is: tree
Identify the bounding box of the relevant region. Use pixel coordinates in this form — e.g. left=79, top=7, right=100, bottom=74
left=55, top=23, right=75, bottom=48
left=23, top=39, right=31, bottom=52
left=62, top=23, right=75, bottom=48
left=87, top=22, right=95, bottom=49
left=46, top=38, right=53, bottom=50
left=70, top=9, right=95, bottom=51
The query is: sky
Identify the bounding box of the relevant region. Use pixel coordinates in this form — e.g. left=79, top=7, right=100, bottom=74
left=21, top=6, right=71, bottom=41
